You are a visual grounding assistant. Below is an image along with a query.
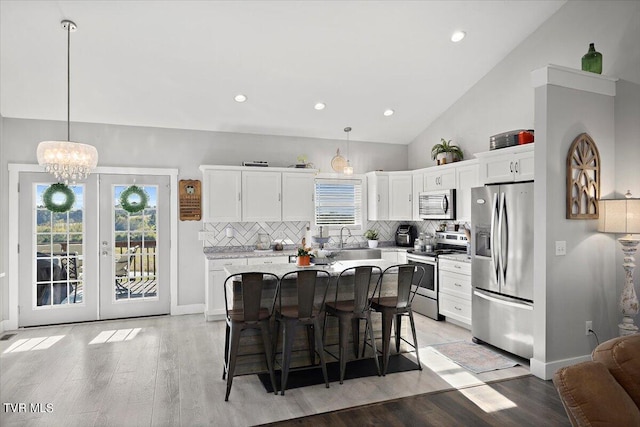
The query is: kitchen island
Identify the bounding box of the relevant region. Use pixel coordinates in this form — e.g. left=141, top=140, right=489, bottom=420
left=222, top=259, right=402, bottom=376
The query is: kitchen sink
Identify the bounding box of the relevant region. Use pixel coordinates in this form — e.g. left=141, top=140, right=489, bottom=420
left=329, top=248, right=382, bottom=260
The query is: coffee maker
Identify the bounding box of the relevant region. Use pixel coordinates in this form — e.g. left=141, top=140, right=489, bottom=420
left=395, top=224, right=417, bottom=247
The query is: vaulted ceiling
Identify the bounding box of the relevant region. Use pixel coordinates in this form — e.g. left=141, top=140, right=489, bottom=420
left=0, top=1, right=565, bottom=144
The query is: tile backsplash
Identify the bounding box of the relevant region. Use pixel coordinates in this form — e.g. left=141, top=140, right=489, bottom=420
left=201, top=220, right=466, bottom=248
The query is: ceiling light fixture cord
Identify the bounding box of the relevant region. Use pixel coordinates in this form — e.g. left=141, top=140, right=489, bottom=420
left=66, top=21, right=71, bottom=141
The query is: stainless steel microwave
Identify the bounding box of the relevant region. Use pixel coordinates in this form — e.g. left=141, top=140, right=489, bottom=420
left=419, top=189, right=456, bottom=220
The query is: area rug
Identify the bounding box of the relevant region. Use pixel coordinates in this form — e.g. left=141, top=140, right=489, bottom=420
left=429, top=340, right=518, bottom=374
left=258, top=354, right=419, bottom=392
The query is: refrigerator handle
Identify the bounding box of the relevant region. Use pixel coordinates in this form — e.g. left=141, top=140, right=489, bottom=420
left=498, top=191, right=507, bottom=284
left=474, top=289, right=533, bottom=310
left=490, top=192, right=500, bottom=283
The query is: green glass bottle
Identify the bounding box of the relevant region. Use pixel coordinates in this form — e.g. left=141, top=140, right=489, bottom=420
left=581, top=43, right=602, bottom=74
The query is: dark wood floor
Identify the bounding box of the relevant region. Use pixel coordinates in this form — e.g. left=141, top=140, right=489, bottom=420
left=262, top=375, right=571, bottom=427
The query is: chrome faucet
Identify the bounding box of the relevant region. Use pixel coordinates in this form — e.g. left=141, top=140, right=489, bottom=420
left=339, top=227, right=352, bottom=249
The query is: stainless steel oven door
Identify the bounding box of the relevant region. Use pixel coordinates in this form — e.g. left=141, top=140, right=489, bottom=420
left=406, top=255, right=437, bottom=299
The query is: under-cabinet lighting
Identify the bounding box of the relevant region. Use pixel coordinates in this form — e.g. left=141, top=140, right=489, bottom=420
left=234, top=94, right=247, bottom=103
left=314, top=102, right=326, bottom=110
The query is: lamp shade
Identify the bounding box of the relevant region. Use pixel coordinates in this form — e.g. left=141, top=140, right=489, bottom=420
left=597, top=198, right=640, bottom=234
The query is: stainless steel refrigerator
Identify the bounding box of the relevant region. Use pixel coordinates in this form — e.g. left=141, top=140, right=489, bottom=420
left=471, top=182, right=534, bottom=359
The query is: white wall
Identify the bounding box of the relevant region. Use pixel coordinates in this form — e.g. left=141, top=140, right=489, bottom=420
left=0, top=115, right=5, bottom=331
left=408, top=0, right=640, bottom=168
left=532, top=78, right=618, bottom=379
left=0, top=118, right=407, bottom=316
left=614, top=80, right=640, bottom=296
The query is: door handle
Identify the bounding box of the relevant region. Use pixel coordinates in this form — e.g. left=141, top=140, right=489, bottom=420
left=498, top=191, right=507, bottom=285
left=441, top=195, right=449, bottom=213
left=378, top=194, right=380, bottom=202
left=490, top=192, right=499, bottom=284
left=454, top=283, right=462, bottom=287
left=515, top=161, right=519, bottom=174
left=278, top=193, right=281, bottom=202
left=510, top=162, right=514, bottom=173
left=101, top=251, right=109, bottom=256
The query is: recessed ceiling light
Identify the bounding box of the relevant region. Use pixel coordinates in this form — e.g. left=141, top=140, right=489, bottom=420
left=314, top=102, right=326, bottom=110
left=383, top=109, right=395, bottom=117
left=234, top=94, right=247, bottom=103
left=451, top=31, right=466, bottom=43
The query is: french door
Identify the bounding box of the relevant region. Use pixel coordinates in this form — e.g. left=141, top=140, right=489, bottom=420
left=17, top=172, right=170, bottom=327
left=98, top=174, right=170, bottom=320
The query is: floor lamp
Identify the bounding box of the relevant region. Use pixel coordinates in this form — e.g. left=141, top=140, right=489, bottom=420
left=598, top=191, right=640, bottom=336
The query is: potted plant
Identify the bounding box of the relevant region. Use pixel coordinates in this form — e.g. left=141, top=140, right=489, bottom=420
left=297, top=246, right=312, bottom=266
left=364, top=229, right=379, bottom=248
left=431, top=138, right=464, bottom=165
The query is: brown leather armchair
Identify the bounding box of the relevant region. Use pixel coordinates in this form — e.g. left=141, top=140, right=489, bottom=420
left=553, top=334, right=640, bottom=426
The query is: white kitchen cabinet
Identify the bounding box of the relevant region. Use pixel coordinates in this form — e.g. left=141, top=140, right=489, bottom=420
left=388, top=173, right=413, bottom=220
left=381, top=250, right=398, bottom=263
left=200, top=168, right=242, bottom=222
left=397, top=250, right=407, bottom=264
left=242, top=171, right=282, bottom=221
left=455, top=162, right=479, bottom=222
left=367, top=172, right=389, bottom=221
left=438, top=258, right=472, bottom=328
left=246, top=256, right=289, bottom=265
left=412, top=171, right=424, bottom=220
left=477, top=144, right=534, bottom=184
left=282, top=172, right=315, bottom=221
left=424, top=166, right=456, bottom=191
left=205, top=257, right=247, bottom=321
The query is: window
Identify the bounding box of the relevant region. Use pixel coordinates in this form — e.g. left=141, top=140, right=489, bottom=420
left=314, top=178, right=363, bottom=227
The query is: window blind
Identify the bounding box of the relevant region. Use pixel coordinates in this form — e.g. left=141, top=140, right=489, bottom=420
left=314, top=178, right=363, bottom=226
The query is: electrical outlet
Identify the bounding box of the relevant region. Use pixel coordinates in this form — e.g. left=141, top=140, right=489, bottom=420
left=555, top=241, right=567, bottom=256
left=586, top=320, right=592, bottom=336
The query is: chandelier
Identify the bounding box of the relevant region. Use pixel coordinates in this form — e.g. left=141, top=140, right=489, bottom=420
left=37, top=20, right=98, bottom=184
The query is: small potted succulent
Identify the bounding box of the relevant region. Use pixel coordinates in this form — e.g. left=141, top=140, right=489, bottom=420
left=297, top=246, right=312, bottom=266
left=364, top=229, right=379, bottom=248
left=431, top=138, right=464, bottom=165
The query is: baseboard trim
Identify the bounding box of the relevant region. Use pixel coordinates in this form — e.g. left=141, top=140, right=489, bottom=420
left=530, top=354, right=592, bottom=380
left=204, top=309, right=225, bottom=322
left=171, top=303, right=204, bottom=316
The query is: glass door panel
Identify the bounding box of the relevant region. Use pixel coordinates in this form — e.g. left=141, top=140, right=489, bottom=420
left=19, top=173, right=98, bottom=326
left=99, top=175, right=170, bottom=320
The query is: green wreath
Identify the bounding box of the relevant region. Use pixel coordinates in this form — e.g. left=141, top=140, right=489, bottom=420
left=43, top=183, right=75, bottom=213
left=119, top=185, right=148, bottom=213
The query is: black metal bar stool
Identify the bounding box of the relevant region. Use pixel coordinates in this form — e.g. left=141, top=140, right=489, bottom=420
left=222, top=272, right=280, bottom=401
left=369, top=264, right=425, bottom=375
left=323, top=265, right=382, bottom=384
left=273, top=269, right=331, bottom=395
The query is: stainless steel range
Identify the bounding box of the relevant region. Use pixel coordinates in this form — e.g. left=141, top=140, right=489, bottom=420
left=406, top=231, right=468, bottom=320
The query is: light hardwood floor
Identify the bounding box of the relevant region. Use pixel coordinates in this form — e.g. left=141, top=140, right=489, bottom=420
left=0, top=313, right=530, bottom=426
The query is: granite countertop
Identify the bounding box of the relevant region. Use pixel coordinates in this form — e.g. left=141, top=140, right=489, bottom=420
left=204, top=242, right=410, bottom=260
left=223, top=259, right=397, bottom=279
left=438, top=253, right=472, bottom=263
left=204, top=249, right=297, bottom=260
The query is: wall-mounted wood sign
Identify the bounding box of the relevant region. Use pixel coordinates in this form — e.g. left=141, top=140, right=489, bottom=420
left=566, top=133, right=600, bottom=219
left=179, top=179, right=202, bottom=221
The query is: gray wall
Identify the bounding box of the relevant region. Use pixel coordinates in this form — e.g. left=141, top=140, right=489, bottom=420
left=408, top=0, right=640, bottom=167
left=0, top=118, right=407, bottom=314
left=533, top=82, right=618, bottom=378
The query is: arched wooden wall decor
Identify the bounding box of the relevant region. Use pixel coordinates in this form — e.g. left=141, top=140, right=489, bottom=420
left=566, top=133, right=600, bottom=219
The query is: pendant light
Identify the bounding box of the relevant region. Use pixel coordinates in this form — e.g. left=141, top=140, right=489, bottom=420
left=343, top=127, right=353, bottom=175
left=37, top=20, right=98, bottom=184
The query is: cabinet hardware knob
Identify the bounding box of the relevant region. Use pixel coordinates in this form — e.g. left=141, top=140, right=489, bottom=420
left=454, top=283, right=461, bottom=287
left=455, top=306, right=462, bottom=311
